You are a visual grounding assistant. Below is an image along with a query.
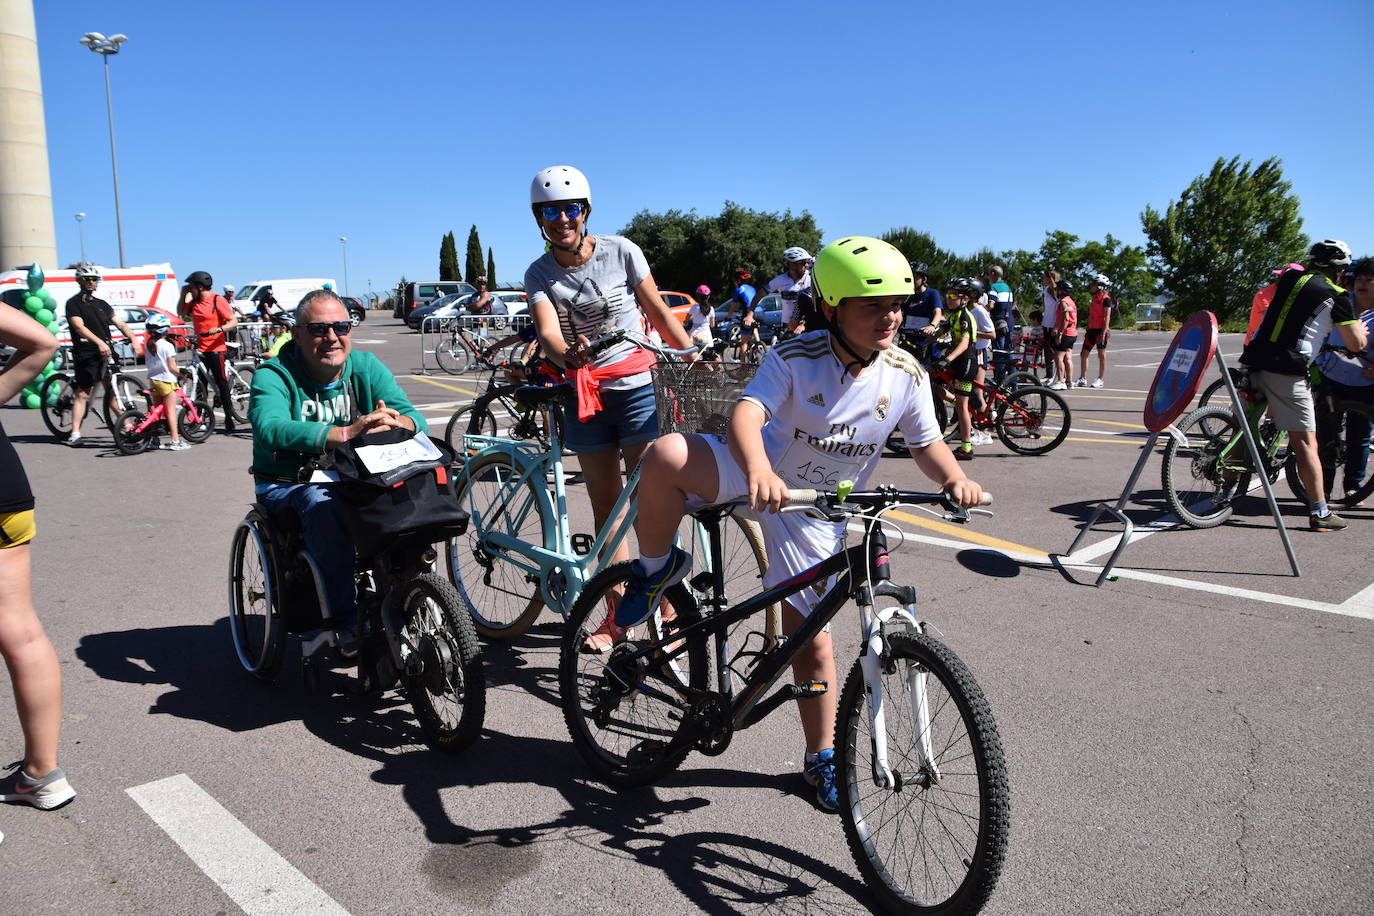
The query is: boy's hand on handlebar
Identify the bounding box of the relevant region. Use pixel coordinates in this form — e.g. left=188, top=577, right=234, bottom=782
left=746, top=467, right=790, bottom=514
left=946, top=477, right=984, bottom=509
left=564, top=334, right=593, bottom=369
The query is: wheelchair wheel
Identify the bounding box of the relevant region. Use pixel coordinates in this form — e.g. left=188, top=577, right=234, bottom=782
left=228, top=516, right=285, bottom=680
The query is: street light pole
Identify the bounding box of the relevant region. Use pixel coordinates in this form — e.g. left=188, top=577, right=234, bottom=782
left=74, top=212, right=87, bottom=264
left=80, top=32, right=128, bottom=268
left=339, top=237, right=350, bottom=298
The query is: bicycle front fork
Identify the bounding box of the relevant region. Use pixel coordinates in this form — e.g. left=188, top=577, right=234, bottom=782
left=857, top=591, right=936, bottom=790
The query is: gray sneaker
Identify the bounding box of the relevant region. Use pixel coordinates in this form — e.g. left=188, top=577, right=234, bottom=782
left=164, top=440, right=192, bottom=452
left=1310, top=512, right=1349, bottom=532
left=0, top=760, right=76, bottom=810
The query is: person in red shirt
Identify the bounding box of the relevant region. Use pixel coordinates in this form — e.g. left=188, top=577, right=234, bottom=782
left=1077, top=274, right=1115, bottom=388
left=177, top=270, right=240, bottom=432
left=1051, top=279, right=1077, bottom=390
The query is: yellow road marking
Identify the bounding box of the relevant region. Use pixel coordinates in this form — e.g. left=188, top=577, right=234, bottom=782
left=409, top=376, right=478, bottom=396
left=1064, top=436, right=1142, bottom=445
left=888, top=510, right=1049, bottom=558
left=1076, top=417, right=1147, bottom=430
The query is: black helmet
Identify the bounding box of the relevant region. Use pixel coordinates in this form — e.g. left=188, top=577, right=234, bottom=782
left=186, top=270, right=213, bottom=289
left=1055, top=278, right=1074, bottom=293
left=966, top=278, right=986, bottom=296
left=910, top=261, right=931, bottom=277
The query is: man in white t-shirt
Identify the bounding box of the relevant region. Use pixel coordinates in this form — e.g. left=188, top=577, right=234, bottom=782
left=615, top=237, right=982, bottom=811
left=766, top=247, right=815, bottom=335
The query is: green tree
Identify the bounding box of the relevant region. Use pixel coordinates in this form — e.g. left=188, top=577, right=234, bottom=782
left=439, top=232, right=459, bottom=282
left=1030, top=231, right=1155, bottom=327
left=486, top=247, right=496, bottom=288
left=465, top=225, right=485, bottom=282
left=1141, top=156, right=1307, bottom=323
left=622, top=201, right=821, bottom=294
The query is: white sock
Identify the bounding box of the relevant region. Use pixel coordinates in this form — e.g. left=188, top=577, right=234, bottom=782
left=639, top=550, right=671, bottom=576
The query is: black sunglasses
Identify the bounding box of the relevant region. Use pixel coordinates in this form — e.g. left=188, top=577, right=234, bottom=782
left=305, top=321, right=353, bottom=338
left=539, top=202, right=586, bottom=221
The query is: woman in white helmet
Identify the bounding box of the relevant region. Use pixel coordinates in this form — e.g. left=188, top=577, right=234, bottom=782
left=766, top=246, right=815, bottom=336
left=522, top=165, right=697, bottom=650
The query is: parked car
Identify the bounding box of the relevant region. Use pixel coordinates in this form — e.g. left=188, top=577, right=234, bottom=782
left=393, top=281, right=476, bottom=320
left=712, top=293, right=782, bottom=343
left=55, top=304, right=190, bottom=362
left=339, top=296, right=367, bottom=324
left=408, top=291, right=528, bottom=330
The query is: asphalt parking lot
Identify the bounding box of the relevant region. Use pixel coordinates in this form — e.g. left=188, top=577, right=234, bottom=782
left=0, top=320, right=1369, bottom=915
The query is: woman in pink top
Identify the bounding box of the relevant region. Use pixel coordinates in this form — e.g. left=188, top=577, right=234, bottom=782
left=1052, top=279, right=1078, bottom=390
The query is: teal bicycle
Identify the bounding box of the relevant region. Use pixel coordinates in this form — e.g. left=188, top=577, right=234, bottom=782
left=445, top=330, right=780, bottom=649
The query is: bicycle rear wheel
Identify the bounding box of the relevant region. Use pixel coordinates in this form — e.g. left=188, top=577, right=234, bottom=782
left=1160, top=405, right=1248, bottom=528
left=228, top=366, right=254, bottom=425
left=398, top=573, right=486, bottom=754
left=995, top=386, right=1070, bottom=455
left=227, top=518, right=285, bottom=680
left=1286, top=400, right=1374, bottom=506
left=111, top=372, right=144, bottom=415
left=446, top=451, right=550, bottom=638
left=112, top=407, right=153, bottom=455
left=560, top=561, right=708, bottom=786
left=434, top=336, right=472, bottom=374
left=39, top=374, right=76, bottom=439
left=837, top=631, right=1009, bottom=915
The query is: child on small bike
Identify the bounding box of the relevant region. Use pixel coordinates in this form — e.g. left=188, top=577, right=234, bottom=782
left=623, top=237, right=983, bottom=811
left=143, top=313, right=190, bottom=451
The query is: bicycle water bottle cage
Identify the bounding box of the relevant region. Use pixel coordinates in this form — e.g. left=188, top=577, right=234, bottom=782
left=570, top=532, right=594, bottom=556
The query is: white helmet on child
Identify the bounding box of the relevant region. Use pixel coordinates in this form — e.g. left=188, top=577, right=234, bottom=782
left=145, top=312, right=172, bottom=334
left=1093, top=273, right=1111, bottom=287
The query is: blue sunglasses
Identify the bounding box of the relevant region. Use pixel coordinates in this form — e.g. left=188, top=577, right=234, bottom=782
left=539, top=202, right=586, bottom=221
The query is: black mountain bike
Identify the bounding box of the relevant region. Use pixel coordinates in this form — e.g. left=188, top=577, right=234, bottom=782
left=559, top=486, right=1009, bottom=914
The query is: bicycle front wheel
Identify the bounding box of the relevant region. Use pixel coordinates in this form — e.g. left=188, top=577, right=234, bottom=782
left=434, top=336, right=472, bottom=374
left=39, top=374, right=76, bottom=439
left=228, top=366, right=254, bottom=425
left=1160, top=405, right=1247, bottom=528
left=442, top=404, right=498, bottom=454
left=837, top=631, right=1009, bottom=915
left=111, top=372, right=144, bottom=415
left=995, top=386, right=1070, bottom=455
left=560, top=561, right=708, bottom=786
left=180, top=400, right=216, bottom=442
left=446, top=451, right=550, bottom=638
left=399, top=573, right=486, bottom=754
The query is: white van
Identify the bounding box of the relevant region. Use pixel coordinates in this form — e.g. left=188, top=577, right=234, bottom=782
left=0, top=262, right=179, bottom=314
left=231, top=278, right=339, bottom=318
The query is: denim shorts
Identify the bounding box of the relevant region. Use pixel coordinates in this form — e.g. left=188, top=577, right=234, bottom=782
left=563, top=382, right=660, bottom=454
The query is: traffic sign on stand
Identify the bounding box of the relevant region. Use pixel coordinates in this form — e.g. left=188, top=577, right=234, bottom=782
left=1143, top=311, right=1218, bottom=432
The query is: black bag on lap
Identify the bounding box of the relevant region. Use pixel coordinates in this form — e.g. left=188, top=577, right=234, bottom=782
left=328, top=428, right=468, bottom=556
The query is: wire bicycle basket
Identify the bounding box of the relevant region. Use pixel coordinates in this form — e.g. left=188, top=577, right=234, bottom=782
left=651, top=360, right=759, bottom=436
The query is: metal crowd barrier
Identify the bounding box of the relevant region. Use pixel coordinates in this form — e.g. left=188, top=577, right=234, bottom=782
left=419, top=313, right=533, bottom=375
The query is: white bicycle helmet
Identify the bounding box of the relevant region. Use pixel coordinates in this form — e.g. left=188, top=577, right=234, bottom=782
left=530, top=165, right=592, bottom=208
left=782, top=246, right=812, bottom=263
left=145, top=312, right=172, bottom=334
left=75, top=265, right=100, bottom=280
left=1310, top=239, right=1352, bottom=268
left=1093, top=273, right=1111, bottom=287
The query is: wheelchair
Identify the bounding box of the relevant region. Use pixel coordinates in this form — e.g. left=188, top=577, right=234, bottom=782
left=227, top=498, right=487, bottom=753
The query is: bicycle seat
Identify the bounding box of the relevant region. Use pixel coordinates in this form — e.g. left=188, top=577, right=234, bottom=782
left=514, top=382, right=570, bottom=407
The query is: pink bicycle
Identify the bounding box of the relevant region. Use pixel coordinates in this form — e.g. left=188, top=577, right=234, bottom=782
left=112, top=386, right=214, bottom=454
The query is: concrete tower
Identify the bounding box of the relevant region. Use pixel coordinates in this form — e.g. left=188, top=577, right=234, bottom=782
left=0, top=0, right=58, bottom=271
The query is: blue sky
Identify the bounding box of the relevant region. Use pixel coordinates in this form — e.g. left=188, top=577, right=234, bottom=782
left=32, top=0, right=1374, bottom=299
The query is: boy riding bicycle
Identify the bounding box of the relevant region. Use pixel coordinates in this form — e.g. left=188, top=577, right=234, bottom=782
left=621, top=237, right=982, bottom=810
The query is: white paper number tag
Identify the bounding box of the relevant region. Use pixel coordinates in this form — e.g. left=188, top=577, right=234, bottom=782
left=776, top=437, right=867, bottom=490
left=354, top=433, right=443, bottom=475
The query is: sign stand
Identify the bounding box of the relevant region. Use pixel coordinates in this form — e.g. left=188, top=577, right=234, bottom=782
left=1065, top=312, right=1300, bottom=585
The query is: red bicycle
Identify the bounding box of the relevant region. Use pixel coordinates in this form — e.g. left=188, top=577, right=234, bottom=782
left=112, top=387, right=214, bottom=454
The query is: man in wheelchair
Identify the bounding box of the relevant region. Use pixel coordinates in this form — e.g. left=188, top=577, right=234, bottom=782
left=248, top=289, right=427, bottom=654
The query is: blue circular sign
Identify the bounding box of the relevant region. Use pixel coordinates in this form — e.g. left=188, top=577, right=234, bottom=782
left=1144, top=311, right=1218, bottom=432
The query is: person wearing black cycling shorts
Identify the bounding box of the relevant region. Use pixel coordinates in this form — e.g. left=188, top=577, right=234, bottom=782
left=63, top=266, right=138, bottom=447
left=1241, top=239, right=1368, bottom=530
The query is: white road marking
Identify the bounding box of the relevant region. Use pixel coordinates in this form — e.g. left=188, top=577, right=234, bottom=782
left=127, top=774, right=351, bottom=916
left=349, top=338, right=386, bottom=345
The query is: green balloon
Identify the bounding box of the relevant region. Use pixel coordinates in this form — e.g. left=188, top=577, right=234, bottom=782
left=46, top=357, right=60, bottom=372
left=34, top=308, right=53, bottom=325
left=24, top=295, right=42, bottom=313
left=39, top=365, right=54, bottom=378
left=45, top=321, right=59, bottom=334
left=38, top=288, right=53, bottom=303
left=22, top=391, right=40, bottom=409
left=25, top=264, right=44, bottom=292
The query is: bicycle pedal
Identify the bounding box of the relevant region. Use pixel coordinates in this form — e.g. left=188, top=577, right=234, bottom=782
left=794, top=680, right=828, bottom=699
left=570, top=532, right=594, bottom=556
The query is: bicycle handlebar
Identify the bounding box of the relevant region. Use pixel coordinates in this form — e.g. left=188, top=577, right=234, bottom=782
left=581, top=328, right=700, bottom=361
left=785, top=485, right=993, bottom=514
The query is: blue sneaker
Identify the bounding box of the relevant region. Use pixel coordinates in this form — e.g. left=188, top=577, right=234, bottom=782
left=614, top=547, right=693, bottom=628
left=803, top=749, right=839, bottom=812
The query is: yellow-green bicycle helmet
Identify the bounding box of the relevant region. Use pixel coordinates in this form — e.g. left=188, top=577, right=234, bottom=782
left=812, top=237, right=913, bottom=307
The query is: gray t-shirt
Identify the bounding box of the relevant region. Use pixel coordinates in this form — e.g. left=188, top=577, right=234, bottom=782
left=524, top=235, right=652, bottom=390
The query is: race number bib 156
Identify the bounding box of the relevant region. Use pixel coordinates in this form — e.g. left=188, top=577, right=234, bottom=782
left=776, top=437, right=867, bottom=490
